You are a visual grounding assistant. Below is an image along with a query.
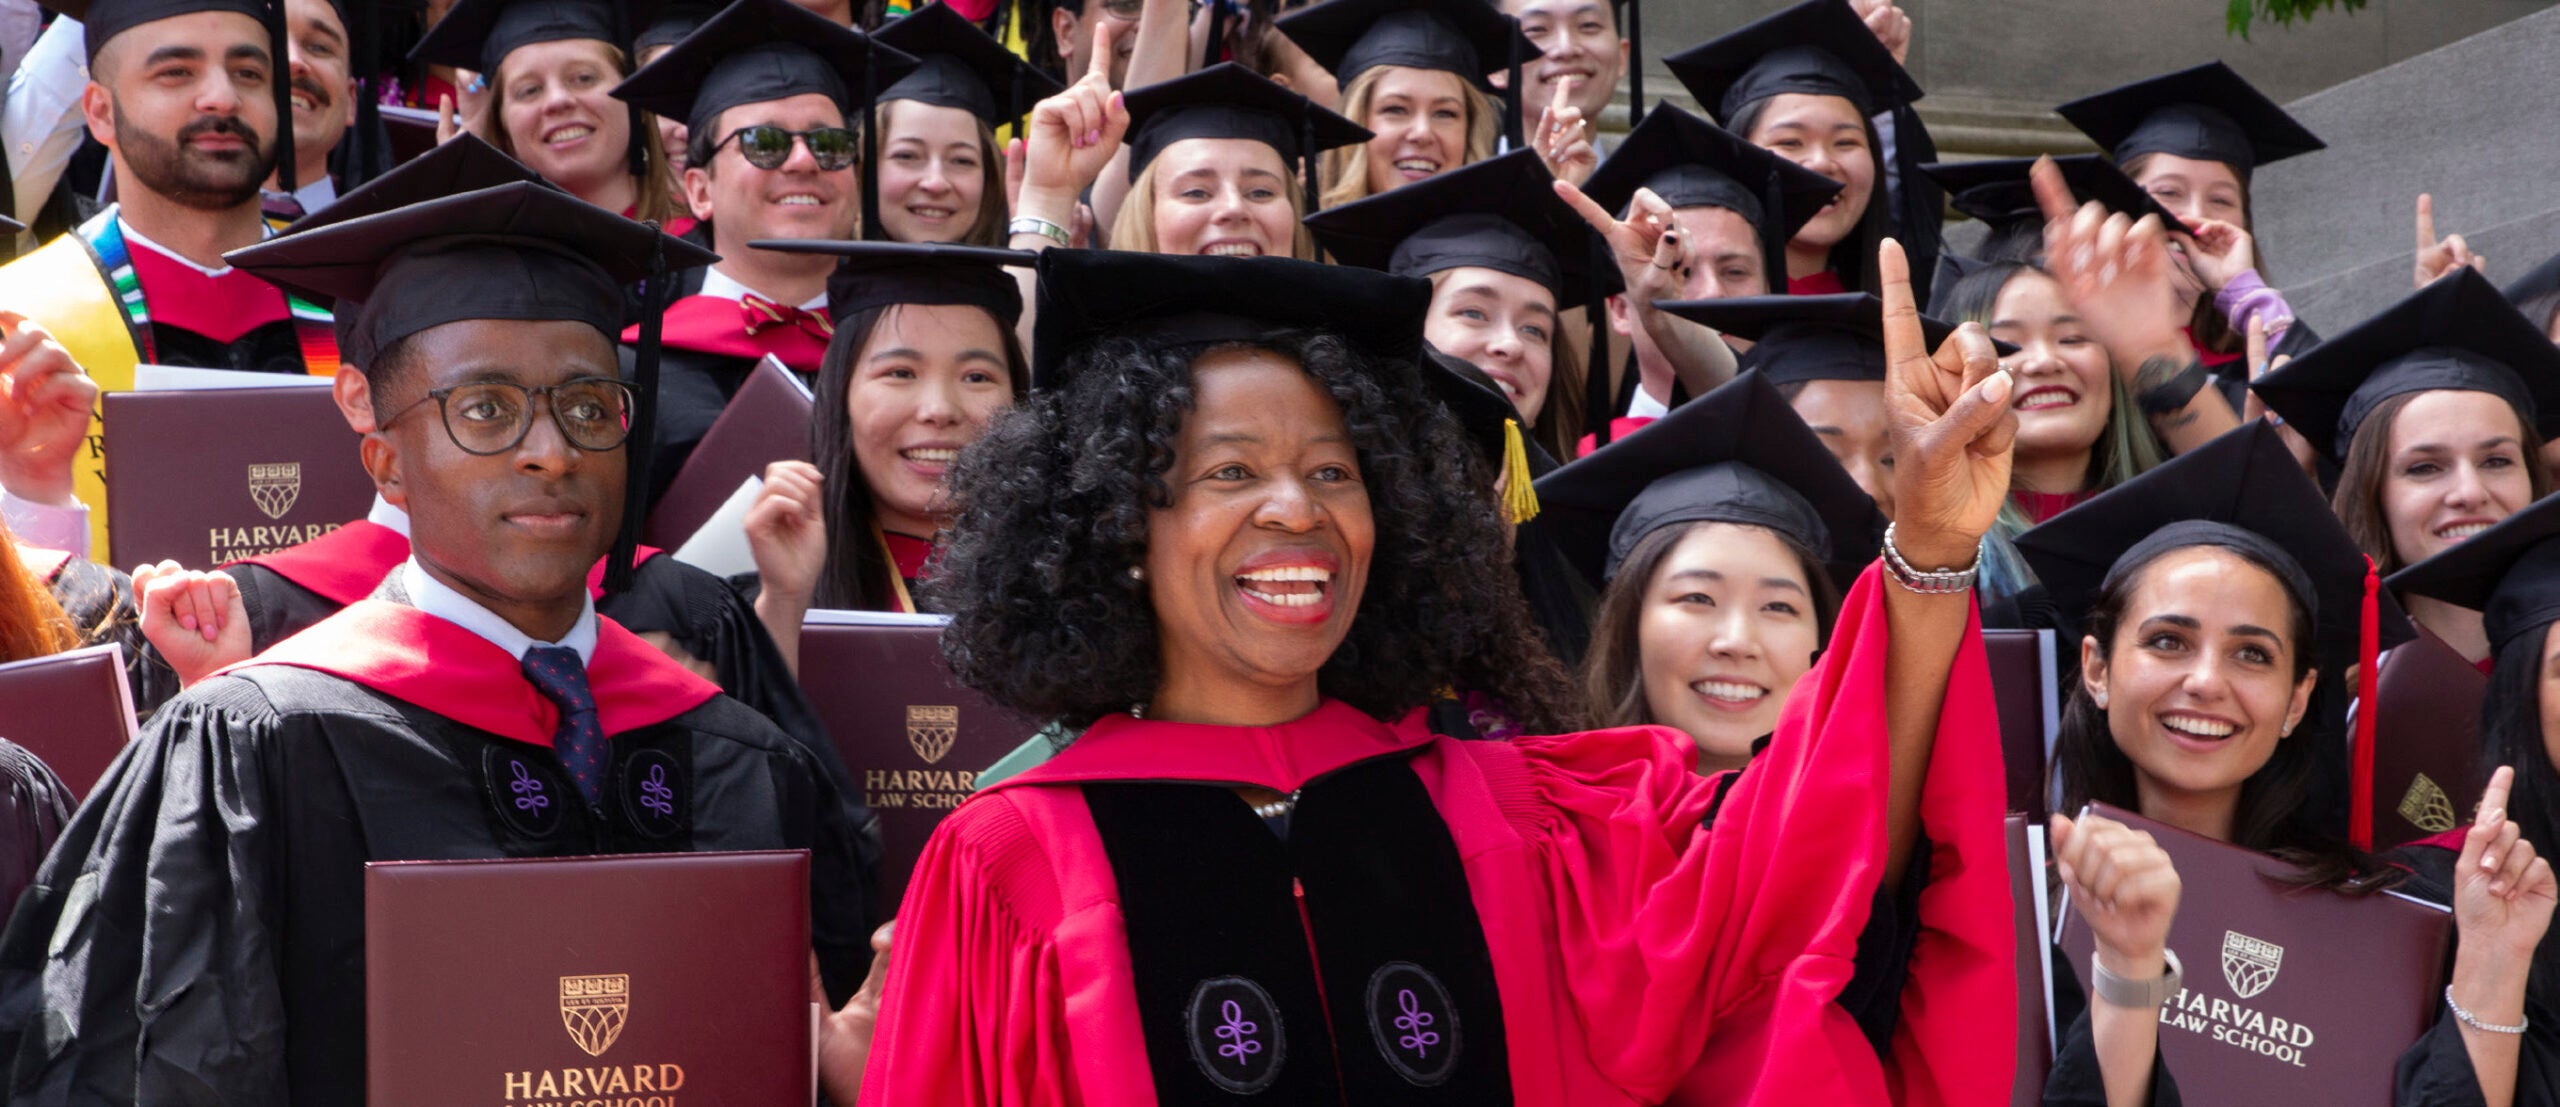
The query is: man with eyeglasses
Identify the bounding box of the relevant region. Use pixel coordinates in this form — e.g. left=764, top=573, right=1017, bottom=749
left=0, top=143, right=881, bottom=1107
left=610, top=0, right=911, bottom=503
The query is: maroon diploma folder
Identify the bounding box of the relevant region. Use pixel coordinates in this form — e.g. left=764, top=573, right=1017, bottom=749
left=2007, top=813, right=2055, bottom=1106
left=103, top=386, right=371, bottom=570
left=2058, top=803, right=2452, bottom=1106
left=1984, top=629, right=2059, bottom=818
left=796, top=612, right=1042, bottom=909
left=2369, top=627, right=2487, bottom=851
left=365, top=850, right=814, bottom=1107
left=643, top=357, right=814, bottom=550
left=0, top=643, right=137, bottom=800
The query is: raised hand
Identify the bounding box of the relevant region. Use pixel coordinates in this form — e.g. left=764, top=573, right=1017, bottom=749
left=2181, top=218, right=2257, bottom=292
left=133, top=561, right=251, bottom=688
left=744, top=460, right=829, bottom=606
left=0, top=314, right=98, bottom=508
left=2455, top=766, right=2558, bottom=962
left=1019, top=21, right=1131, bottom=212
left=1556, top=180, right=1687, bottom=302
left=1881, top=237, right=2013, bottom=568
left=2051, top=811, right=2182, bottom=983
left=2415, top=193, right=2484, bottom=289
left=1533, top=80, right=1596, bottom=188
left=1851, top=0, right=1912, bottom=63
left=817, top=921, right=896, bottom=1104
left=2033, top=156, right=2187, bottom=361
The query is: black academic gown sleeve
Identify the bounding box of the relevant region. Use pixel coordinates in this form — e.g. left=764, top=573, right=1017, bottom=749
left=0, top=663, right=872, bottom=1105
left=2390, top=844, right=2560, bottom=1106
left=605, top=556, right=885, bottom=927
left=48, top=557, right=180, bottom=719
left=621, top=344, right=762, bottom=515
left=0, top=739, right=71, bottom=922
left=223, top=560, right=350, bottom=654
left=2044, top=940, right=2182, bottom=1106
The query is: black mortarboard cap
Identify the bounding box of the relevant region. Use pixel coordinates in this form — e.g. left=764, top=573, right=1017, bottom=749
left=1532, top=372, right=1883, bottom=590
left=2389, top=493, right=2560, bottom=654
left=1274, top=0, right=1534, bottom=89
left=1922, top=153, right=2180, bottom=230
left=612, top=0, right=913, bottom=137
left=289, top=133, right=543, bottom=240
left=1657, top=292, right=1980, bottom=387
left=1031, top=251, right=1429, bottom=391
left=2055, top=61, right=2322, bottom=173
left=2018, top=422, right=2413, bottom=681
left=1304, top=149, right=1592, bottom=309
left=226, top=179, right=715, bottom=366
left=875, top=2, right=1065, bottom=125
left=750, top=239, right=1031, bottom=326
left=1121, top=63, right=1370, bottom=182
left=635, top=0, right=717, bottom=52
left=43, top=0, right=270, bottom=63
left=411, top=0, right=627, bottom=75
left=1580, top=104, right=1840, bottom=301
left=2251, top=268, right=2560, bottom=464
left=1662, top=0, right=1920, bottom=125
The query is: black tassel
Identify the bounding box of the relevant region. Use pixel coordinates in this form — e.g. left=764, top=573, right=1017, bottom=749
left=1205, top=0, right=1227, bottom=69
left=1621, top=0, right=1642, bottom=127
left=1503, top=36, right=1524, bottom=149
left=609, top=232, right=671, bottom=596
left=1583, top=231, right=1614, bottom=451
left=861, top=58, right=883, bottom=240
left=267, top=0, right=297, bottom=193
left=1760, top=173, right=1788, bottom=298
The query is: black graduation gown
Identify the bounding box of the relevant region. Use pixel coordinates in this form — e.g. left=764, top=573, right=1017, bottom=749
left=217, top=524, right=877, bottom=901
left=0, top=739, right=71, bottom=923
left=41, top=555, right=181, bottom=720
left=2389, top=841, right=2560, bottom=1106
left=0, top=596, right=875, bottom=1104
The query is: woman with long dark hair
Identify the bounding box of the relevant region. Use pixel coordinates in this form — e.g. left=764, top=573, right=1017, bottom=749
left=1666, top=0, right=1939, bottom=300
left=2382, top=491, right=2560, bottom=1106
left=2017, top=423, right=2416, bottom=1105
left=740, top=242, right=1030, bottom=653
left=855, top=241, right=2019, bottom=1104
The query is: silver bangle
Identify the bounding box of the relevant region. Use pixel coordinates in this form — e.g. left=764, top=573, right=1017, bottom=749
left=1880, top=522, right=1979, bottom=595
left=1007, top=216, right=1070, bottom=248
left=2446, top=986, right=2529, bottom=1035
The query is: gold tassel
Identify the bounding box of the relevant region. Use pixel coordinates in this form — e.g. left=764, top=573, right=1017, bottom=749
left=1501, top=418, right=1541, bottom=525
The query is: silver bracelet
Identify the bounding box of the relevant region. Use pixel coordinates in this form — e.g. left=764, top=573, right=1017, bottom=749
left=2446, top=986, right=2529, bottom=1035
left=1007, top=216, right=1070, bottom=248
left=1880, top=522, right=1979, bottom=595
left=2090, top=948, right=2183, bottom=1009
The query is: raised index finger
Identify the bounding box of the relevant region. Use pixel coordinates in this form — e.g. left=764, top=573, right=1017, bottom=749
left=1877, top=237, right=1931, bottom=383
left=2416, top=193, right=2437, bottom=253
left=2029, top=155, right=2078, bottom=226
left=2480, top=764, right=2517, bottom=825
left=1087, top=20, right=1116, bottom=84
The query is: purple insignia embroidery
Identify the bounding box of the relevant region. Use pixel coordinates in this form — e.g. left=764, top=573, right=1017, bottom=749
left=1184, top=975, right=1285, bottom=1094
left=1214, top=999, right=1262, bottom=1066
left=1394, top=988, right=1439, bottom=1058
left=509, top=761, right=549, bottom=813
left=1365, top=961, right=1461, bottom=1086
left=639, top=764, right=675, bottom=817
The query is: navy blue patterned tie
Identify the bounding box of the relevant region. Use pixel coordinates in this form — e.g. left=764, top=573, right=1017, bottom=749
left=522, top=645, right=606, bottom=808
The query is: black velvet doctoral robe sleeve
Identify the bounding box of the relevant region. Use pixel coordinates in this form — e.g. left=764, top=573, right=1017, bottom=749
left=2389, top=843, right=2560, bottom=1107
left=0, top=663, right=874, bottom=1105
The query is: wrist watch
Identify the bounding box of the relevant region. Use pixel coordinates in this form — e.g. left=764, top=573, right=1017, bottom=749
left=2091, top=947, right=2183, bottom=1009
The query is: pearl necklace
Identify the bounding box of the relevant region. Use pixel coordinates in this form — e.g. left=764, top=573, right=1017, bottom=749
left=1251, top=791, right=1299, bottom=820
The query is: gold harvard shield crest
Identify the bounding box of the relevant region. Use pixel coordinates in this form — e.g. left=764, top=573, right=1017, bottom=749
left=2220, top=930, right=2283, bottom=1000
left=559, top=974, right=630, bottom=1057
left=2398, top=772, right=2458, bottom=833
left=247, top=463, right=301, bottom=520
left=907, top=705, right=958, bottom=764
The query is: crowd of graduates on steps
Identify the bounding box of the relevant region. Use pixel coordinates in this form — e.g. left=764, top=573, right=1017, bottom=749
left=0, top=0, right=2545, bottom=1102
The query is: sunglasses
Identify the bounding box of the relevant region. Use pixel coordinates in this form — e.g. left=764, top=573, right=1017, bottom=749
left=711, top=125, right=860, bottom=171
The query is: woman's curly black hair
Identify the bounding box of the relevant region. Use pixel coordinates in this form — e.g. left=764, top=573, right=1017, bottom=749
left=924, top=329, right=1586, bottom=734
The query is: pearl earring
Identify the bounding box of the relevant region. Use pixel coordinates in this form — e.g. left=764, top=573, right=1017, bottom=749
left=2093, top=690, right=2108, bottom=708
left=1128, top=565, right=1145, bottom=582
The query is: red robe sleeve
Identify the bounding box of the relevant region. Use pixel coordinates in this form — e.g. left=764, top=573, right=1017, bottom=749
left=860, top=795, right=1082, bottom=1107
left=1476, top=562, right=2014, bottom=1105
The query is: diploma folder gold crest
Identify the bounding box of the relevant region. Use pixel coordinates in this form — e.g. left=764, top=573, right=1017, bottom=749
left=364, top=849, right=813, bottom=1106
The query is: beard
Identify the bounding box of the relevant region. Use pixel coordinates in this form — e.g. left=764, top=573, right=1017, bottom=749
left=111, top=98, right=273, bottom=212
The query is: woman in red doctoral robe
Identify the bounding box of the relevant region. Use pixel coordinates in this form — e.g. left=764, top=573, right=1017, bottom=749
left=855, top=243, right=2016, bottom=1104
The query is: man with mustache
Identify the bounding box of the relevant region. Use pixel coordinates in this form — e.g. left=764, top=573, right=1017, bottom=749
left=262, top=0, right=357, bottom=216
left=610, top=0, right=911, bottom=504
left=0, top=152, right=881, bottom=1106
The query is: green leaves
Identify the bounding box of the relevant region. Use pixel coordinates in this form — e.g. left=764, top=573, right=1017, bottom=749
left=2226, top=0, right=2368, bottom=39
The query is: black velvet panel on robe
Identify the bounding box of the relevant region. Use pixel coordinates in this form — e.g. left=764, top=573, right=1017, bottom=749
left=220, top=556, right=883, bottom=923
left=1085, top=752, right=1513, bottom=1106
left=48, top=557, right=180, bottom=720
left=2389, top=844, right=2560, bottom=1107
left=620, top=343, right=765, bottom=514
left=148, top=319, right=311, bottom=376
left=0, top=661, right=872, bottom=1104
